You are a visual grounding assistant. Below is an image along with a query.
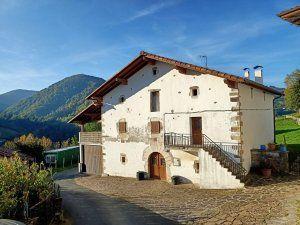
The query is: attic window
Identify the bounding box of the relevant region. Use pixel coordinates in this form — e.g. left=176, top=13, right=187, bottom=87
left=190, top=87, right=199, bottom=97
left=251, top=88, right=253, bottom=99
left=119, top=95, right=125, bottom=103
left=152, top=67, right=159, bottom=76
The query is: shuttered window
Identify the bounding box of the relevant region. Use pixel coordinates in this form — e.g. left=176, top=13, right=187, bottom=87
left=119, top=121, right=127, bottom=134
left=151, top=121, right=161, bottom=134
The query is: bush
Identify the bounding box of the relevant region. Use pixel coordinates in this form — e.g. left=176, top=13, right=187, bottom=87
left=0, top=154, right=54, bottom=219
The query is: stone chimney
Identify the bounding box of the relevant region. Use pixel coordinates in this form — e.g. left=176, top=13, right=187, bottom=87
left=243, top=68, right=250, bottom=79
left=254, top=65, right=263, bottom=84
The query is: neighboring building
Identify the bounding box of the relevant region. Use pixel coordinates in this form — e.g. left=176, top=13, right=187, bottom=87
left=44, top=146, right=79, bottom=168
left=278, top=6, right=300, bottom=26
left=70, top=51, right=281, bottom=189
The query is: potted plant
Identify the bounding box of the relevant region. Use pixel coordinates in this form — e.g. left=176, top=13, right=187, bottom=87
left=260, top=157, right=272, bottom=178
left=267, top=143, right=276, bottom=151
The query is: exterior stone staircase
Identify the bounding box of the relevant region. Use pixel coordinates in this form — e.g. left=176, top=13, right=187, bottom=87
left=164, top=132, right=247, bottom=182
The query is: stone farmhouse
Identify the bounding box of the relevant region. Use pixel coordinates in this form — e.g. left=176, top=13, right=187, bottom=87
left=70, top=51, right=281, bottom=189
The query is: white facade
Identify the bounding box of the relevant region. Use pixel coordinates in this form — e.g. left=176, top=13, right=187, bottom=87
left=83, top=61, right=277, bottom=189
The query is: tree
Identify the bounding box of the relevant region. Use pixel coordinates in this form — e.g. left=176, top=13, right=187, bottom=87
left=3, top=141, right=16, bottom=150
left=70, top=135, right=78, bottom=146
left=285, top=69, right=300, bottom=113
left=39, top=136, right=52, bottom=150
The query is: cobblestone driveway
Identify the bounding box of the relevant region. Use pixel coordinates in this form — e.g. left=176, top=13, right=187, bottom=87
left=76, top=175, right=300, bottom=225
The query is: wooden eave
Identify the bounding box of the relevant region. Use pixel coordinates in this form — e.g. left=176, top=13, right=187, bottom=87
left=278, top=6, right=300, bottom=25
left=87, top=51, right=282, bottom=99
left=70, top=51, right=282, bottom=124
left=68, top=104, right=101, bottom=124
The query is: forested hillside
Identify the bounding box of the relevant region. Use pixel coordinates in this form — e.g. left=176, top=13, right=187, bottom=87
left=0, top=89, right=36, bottom=111
left=0, top=74, right=105, bottom=141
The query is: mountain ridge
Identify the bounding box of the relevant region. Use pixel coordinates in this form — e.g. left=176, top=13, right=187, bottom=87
left=0, top=74, right=105, bottom=141
left=0, top=89, right=37, bottom=111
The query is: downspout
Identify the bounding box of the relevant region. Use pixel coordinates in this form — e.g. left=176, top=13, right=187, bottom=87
left=273, top=95, right=282, bottom=143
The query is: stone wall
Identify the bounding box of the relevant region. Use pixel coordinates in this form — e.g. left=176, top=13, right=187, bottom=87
left=251, top=149, right=289, bottom=173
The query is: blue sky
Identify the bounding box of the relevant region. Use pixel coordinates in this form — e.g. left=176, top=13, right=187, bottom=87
left=0, top=0, right=299, bottom=94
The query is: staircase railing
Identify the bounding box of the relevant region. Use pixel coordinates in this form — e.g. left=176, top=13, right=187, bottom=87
left=164, top=132, right=247, bottom=180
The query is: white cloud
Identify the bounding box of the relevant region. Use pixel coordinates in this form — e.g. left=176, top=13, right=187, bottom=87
left=125, top=0, right=181, bottom=22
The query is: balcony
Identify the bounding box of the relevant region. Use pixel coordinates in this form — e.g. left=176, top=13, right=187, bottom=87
left=79, top=132, right=102, bottom=144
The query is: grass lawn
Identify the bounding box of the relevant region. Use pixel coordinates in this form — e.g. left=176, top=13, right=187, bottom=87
left=275, top=118, right=300, bottom=152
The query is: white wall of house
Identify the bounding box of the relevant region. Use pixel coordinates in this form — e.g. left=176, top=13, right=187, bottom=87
left=239, top=83, right=276, bottom=170
left=103, top=141, right=148, bottom=177
left=198, top=149, right=244, bottom=189
left=169, top=150, right=199, bottom=184
left=100, top=61, right=240, bottom=185
left=93, top=60, right=276, bottom=188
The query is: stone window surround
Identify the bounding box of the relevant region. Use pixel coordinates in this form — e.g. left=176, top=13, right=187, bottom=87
left=120, top=153, right=127, bottom=165
left=190, top=86, right=199, bottom=97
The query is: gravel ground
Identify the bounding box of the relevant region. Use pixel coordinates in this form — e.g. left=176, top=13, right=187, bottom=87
left=75, top=175, right=300, bottom=225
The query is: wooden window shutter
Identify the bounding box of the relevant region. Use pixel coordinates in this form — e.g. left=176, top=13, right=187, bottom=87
left=151, top=121, right=160, bottom=134
left=119, top=122, right=127, bottom=133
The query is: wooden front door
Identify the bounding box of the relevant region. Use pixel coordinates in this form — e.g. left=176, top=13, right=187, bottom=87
left=191, top=117, right=202, bottom=145
left=149, top=152, right=166, bottom=180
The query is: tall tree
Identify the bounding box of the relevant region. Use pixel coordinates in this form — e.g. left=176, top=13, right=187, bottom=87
left=285, top=70, right=300, bottom=113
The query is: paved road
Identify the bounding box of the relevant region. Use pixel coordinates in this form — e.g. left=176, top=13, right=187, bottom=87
left=55, top=169, right=178, bottom=225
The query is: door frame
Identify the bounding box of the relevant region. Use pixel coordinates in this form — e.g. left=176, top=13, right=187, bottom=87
left=190, top=116, right=203, bottom=145
left=148, top=152, right=166, bottom=180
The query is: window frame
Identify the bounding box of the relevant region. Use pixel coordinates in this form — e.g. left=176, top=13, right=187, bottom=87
left=190, top=86, right=199, bottom=97
left=120, top=154, right=127, bottom=165
left=119, top=95, right=125, bottom=103
left=150, top=91, right=160, bottom=112
left=150, top=121, right=161, bottom=134
left=152, top=67, right=159, bottom=76
left=46, top=155, right=56, bottom=164
left=118, top=121, right=127, bottom=134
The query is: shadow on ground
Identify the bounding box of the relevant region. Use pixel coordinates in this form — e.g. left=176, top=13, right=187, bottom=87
left=55, top=169, right=178, bottom=225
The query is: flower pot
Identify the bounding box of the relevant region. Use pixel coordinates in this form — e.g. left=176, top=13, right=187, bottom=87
left=262, top=168, right=272, bottom=178
left=268, top=143, right=276, bottom=151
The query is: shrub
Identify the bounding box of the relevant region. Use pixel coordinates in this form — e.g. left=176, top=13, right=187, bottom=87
left=0, top=154, right=54, bottom=219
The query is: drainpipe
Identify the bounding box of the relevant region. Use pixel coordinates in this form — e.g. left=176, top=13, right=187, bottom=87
left=273, top=95, right=282, bottom=143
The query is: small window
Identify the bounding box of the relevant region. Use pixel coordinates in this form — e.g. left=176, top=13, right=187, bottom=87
left=251, top=88, right=253, bottom=99
left=263, top=92, right=266, bottom=101
left=173, top=158, right=181, bottom=166
left=120, top=154, right=127, bottom=164
left=152, top=67, right=158, bottom=76
left=194, top=160, right=200, bottom=173
left=192, top=89, right=198, bottom=96
left=151, top=121, right=161, bottom=134
left=190, top=86, right=199, bottom=97
left=119, top=95, right=125, bottom=103
left=150, top=91, right=160, bottom=112
left=46, top=155, right=56, bottom=164
left=119, top=121, right=127, bottom=134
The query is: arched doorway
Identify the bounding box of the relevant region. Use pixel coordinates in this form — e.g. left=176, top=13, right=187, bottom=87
left=148, top=152, right=166, bottom=180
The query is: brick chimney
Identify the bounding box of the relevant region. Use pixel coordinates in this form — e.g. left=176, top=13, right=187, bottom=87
left=254, top=65, right=263, bottom=84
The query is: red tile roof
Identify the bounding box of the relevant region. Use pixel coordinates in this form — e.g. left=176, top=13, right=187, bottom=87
left=278, top=6, right=300, bottom=26
left=69, top=51, right=282, bottom=124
